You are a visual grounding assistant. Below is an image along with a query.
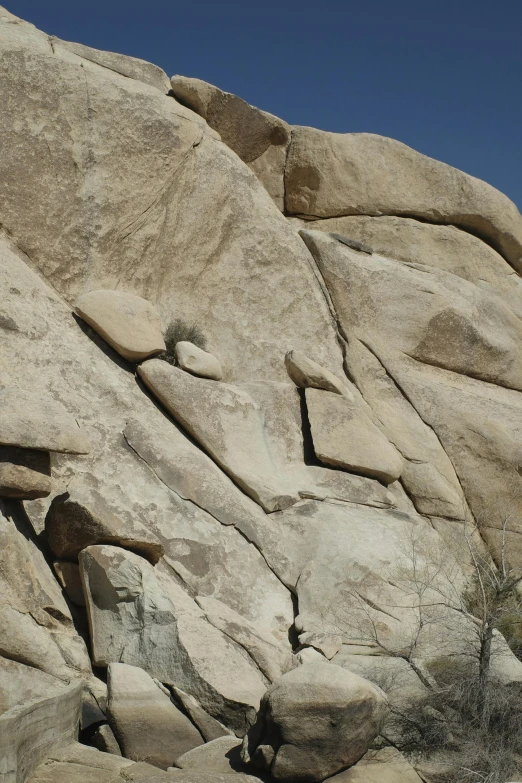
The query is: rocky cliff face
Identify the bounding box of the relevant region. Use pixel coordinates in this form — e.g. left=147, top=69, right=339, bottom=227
left=2, top=5, right=522, bottom=783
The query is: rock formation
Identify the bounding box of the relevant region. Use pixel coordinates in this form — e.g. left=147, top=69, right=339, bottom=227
left=2, top=4, right=522, bottom=783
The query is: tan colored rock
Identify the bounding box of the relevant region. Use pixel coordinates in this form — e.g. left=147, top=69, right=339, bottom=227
left=80, top=545, right=267, bottom=734
left=284, top=350, right=351, bottom=397
left=27, top=743, right=134, bottom=783
left=91, top=723, right=122, bottom=756
left=305, top=215, right=522, bottom=320
left=298, top=632, right=341, bottom=660
left=46, top=481, right=164, bottom=564
left=138, top=360, right=298, bottom=511
left=53, top=38, right=170, bottom=93
left=175, top=341, right=223, bottom=380
left=0, top=18, right=342, bottom=383
left=196, top=596, right=294, bottom=682
left=175, top=737, right=242, bottom=773
left=0, top=388, right=89, bottom=454
left=76, top=290, right=165, bottom=363
left=170, top=75, right=290, bottom=209
left=107, top=663, right=203, bottom=769
left=0, top=446, right=51, bottom=499
left=53, top=561, right=85, bottom=607
left=242, top=662, right=388, bottom=782
left=0, top=501, right=92, bottom=683
left=328, top=747, right=424, bottom=783
left=0, top=659, right=82, bottom=783
left=305, top=388, right=403, bottom=484
left=286, top=128, right=522, bottom=269
left=171, top=687, right=233, bottom=742
left=301, top=229, right=522, bottom=392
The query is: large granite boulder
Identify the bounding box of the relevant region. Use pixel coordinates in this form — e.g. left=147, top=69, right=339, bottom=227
left=242, top=662, right=388, bottom=782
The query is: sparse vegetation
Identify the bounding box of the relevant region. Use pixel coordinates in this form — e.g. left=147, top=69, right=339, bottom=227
left=157, top=318, right=207, bottom=365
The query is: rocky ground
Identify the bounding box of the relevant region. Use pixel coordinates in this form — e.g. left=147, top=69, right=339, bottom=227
left=2, top=4, right=522, bottom=783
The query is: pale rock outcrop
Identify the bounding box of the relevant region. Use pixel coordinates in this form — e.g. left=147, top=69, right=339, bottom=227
left=305, top=215, right=522, bottom=320
left=343, top=337, right=467, bottom=520
left=0, top=446, right=51, bottom=499
left=138, top=360, right=298, bottom=511
left=175, top=341, right=223, bottom=380
left=80, top=545, right=267, bottom=734
left=285, top=349, right=352, bottom=397
left=0, top=501, right=92, bottom=682
left=0, top=388, right=89, bottom=454
left=46, top=481, right=164, bottom=563
left=0, top=17, right=342, bottom=383
left=26, top=743, right=134, bottom=783
left=0, top=658, right=82, bottom=783
left=76, top=290, right=166, bottom=363
left=53, top=38, right=171, bottom=93
left=107, top=663, right=203, bottom=769
left=298, top=632, right=342, bottom=660
left=53, top=562, right=85, bottom=607
left=91, top=723, right=122, bottom=756
left=175, top=737, right=242, bottom=773
left=170, top=75, right=291, bottom=209
left=242, top=662, right=388, bottom=782
left=171, top=687, right=233, bottom=742
left=286, top=128, right=522, bottom=269
left=196, top=596, right=294, bottom=682
left=305, top=388, right=403, bottom=484
left=328, top=747, right=424, bottom=783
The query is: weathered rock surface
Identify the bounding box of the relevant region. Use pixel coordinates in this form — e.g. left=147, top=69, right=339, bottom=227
left=0, top=446, right=51, bottom=499
left=76, top=290, right=166, bottom=363
left=175, top=341, right=223, bottom=380
left=0, top=659, right=82, bottom=783
left=242, top=662, right=388, bottom=782
left=46, top=481, right=164, bottom=563
left=91, top=723, right=122, bottom=756
left=287, top=128, right=522, bottom=269
left=196, top=596, right=294, bottom=682
left=305, top=388, right=403, bottom=484
left=285, top=350, right=351, bottom=396
left=138, top=360, right=298, bottom=511
left=170, top=75, right=290, bottom=209
left=171, top=687, right=233, bottom=742
left=328, top=747, right=424, bottom=783
left=53, top=561, right=85, bottom=607
left=175, top=737, right=242, bottom=773
left=80, top=545, right=267, bottom=734
left=107, top=663, right=203, bottom=769
left=0, top=388, right=89, bottom=454
left=305, top=214, right=522, bottom=320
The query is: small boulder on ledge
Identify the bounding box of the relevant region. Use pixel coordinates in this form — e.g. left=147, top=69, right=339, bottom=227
left=241, top=661, right=388, bottom=783
left=285, top=349, right=352, bottom=397
left=75, top=289, right=166, bottom=363
left=175, top=341, right=223, bottom=380
left=0, top=446, right=51, bottom=499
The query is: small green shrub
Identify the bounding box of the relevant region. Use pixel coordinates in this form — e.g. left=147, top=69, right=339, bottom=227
left=157, top=319, right=207, bottom=365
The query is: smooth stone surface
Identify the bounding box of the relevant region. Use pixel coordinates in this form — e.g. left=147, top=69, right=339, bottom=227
left=305, top=388, right=403, bottom=484
left=91, top=723, right=122, bottom=756
left=286, top=127, right=522, bottom=269
left=0, top=388, right=90, bottom=454
left=80, top=545, right=267, bottom=735
left=76, top=290, right=166, bottom=363
left=107, top=663, right=203, bottom=769
left=0, top=446, right=51, bottom=499
left=284, top=349, right=351, bottom=396
left=46, top=481, right=164, bottom=563
left=0, top=660, right=82, bottom=783
left=171, top=687, right=233, bottom=742
left=53, top=561, right=85, bottom=607
left=175, top=737, right=242, bottom=773
left=175, top=341, right=223, bottom=380
left=328, top=747, right=424, bottom=783
left=242, top=662, right=388, bottom=782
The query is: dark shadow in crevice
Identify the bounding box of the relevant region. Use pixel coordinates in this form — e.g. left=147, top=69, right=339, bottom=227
left=298, top=388, right=320, bottom=467
left=72, top=313, right=135, bottom=374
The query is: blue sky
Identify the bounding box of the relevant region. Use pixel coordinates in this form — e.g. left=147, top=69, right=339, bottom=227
left=9, top=0, right=522, bottom=211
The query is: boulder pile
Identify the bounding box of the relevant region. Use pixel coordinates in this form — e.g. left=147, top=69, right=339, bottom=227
left=1, top=4, right=522, bottom=783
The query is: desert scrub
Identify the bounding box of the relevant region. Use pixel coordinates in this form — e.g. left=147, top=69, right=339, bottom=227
left=157, top=319, right=207, bottom=365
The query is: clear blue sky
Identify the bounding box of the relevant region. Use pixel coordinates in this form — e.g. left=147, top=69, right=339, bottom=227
left=8, top=0, right=522, bottom=211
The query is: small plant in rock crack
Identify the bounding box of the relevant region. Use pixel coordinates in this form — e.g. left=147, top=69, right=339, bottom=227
left=157, top=318, right=207, bottom=365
